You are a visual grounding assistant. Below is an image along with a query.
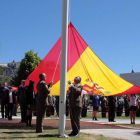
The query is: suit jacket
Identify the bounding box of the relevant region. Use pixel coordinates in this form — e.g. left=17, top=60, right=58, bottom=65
left=6, top=91, right=16, bottom=104
left=68, top=84, right=83, bottom=108
left=17, top=86, right=27, bottom=104
left=0, top=87, right=9, bottom=102
left=26, top=87, right=36, bottom=105
left=36, top=80, right=51, bottom=106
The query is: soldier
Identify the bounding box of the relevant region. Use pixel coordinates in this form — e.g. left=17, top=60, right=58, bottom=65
left=36, top=73, right=52, bottom=133
left=0, top=82, right=8, bottom=118
left=17, top=80, right=27, bottom=123
left=67, top=76, right=83, bottom=137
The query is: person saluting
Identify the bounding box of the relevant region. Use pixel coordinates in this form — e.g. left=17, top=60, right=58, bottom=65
left=67, top=76, right=83, bottom=137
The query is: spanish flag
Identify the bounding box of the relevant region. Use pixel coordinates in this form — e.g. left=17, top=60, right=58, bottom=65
left=26, top=22, right=140, bottom=96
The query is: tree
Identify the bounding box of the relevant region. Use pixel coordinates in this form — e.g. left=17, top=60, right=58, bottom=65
left=0, top=76, right=11, bottom=87
left=10, top=50, right=42, bottom=86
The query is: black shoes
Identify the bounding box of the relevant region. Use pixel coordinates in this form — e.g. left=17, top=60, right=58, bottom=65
left=68, top=132, right=79, bottom=137
left=109, top=120, right=116, bottom=122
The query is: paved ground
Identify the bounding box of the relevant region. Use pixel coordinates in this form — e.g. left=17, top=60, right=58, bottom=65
left=0, top=115, right=140, bottom=140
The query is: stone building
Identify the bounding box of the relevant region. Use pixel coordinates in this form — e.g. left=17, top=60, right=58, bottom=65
left=0, top=60, right=20, bottom=77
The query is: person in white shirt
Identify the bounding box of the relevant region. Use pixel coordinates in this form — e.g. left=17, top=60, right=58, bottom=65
left=6, top=86, right=15, bottom=120
left=127, top=94, right=139, bottom=124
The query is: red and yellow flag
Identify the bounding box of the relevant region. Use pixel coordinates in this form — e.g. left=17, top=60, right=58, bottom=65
left=26, top=22, right=140, bottom=96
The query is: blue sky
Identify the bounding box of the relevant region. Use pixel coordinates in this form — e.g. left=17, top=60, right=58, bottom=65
left=0, top=0, right=140, bottom=75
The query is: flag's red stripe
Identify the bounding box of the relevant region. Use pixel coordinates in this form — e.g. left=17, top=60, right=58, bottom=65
left=26, top=23, right=88, bottom=90
left=115, top=85, right=140, bottom=96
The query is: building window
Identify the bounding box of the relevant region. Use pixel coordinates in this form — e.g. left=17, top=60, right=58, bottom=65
left=6, top=70, right=9, bottom=76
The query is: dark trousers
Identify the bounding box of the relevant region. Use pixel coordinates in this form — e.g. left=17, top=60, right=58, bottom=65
left=125, top=108, right=130, bottom=117
left=66, top=106, right=69, bottom=116
left=20, top=103, right=27, bottom=122
left=81, top=107, right=87, bottom=117
left=101, top=107, right=107, bottom=118
left=69, top=107, right=81, bottom=135
left=12, top=105, right=17, bottom=116
left=8, top=103, right=13, bottom=119
left=1, top=102, right=8, bottom=118
left=116, top=106, right=123, bottom=116
left=46, top=105, right=52, bottom=117
left=108, top=106, right=115, bottom=122
left=136, top=108, right=140, bottom=117
left=36, top=103, right=47, bottom=132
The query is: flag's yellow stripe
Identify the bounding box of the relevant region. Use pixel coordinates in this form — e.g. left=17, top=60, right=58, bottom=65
left=50, top=46, right=133, bottom=96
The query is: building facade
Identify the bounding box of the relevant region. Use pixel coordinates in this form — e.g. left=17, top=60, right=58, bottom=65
left=0, top=60, right=20, bottom=77
left=120, top=70, right=140, bottom=87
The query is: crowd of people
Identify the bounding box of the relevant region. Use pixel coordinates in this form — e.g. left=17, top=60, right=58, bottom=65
left=0, top=74, right=140, bottom=137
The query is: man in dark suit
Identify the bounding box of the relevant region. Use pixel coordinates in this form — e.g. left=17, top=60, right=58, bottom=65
left=36, top=73, right=52, bottom=133
left=6, top=86, right=16, bottom=120
left=108, top=96, right=116, bottom=122
left=0, top=82, right=8, bottom=118
left=67, top=76, right=83, bottom=137
left=17, top=80, right=27, bottom=123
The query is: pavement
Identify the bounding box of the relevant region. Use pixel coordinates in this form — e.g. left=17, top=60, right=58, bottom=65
left=0, top=115, right=140, bottom=140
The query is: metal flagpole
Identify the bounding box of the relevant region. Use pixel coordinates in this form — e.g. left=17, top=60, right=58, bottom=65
left=58, top=0, right=69, bottom=137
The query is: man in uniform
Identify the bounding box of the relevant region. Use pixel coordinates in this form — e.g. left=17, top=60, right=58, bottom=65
left=67, top=76, right=83, bottom=137
left=36, top=73, right=52, bottom=133
left=17, top=80, right=27, bottom=123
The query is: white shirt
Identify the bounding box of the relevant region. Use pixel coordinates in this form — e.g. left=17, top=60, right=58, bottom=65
left=9, top=92, right=13, bottom=103
left=129, top=94, right=137, bottom=106
left=33, top=91, right=35, bottom=99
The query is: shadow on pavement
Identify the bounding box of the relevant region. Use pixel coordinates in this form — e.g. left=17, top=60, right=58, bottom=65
left=133, top=131, right=140, bottom=135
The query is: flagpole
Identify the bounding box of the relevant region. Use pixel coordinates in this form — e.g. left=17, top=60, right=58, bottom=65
left=58, top=0, right=69, bottom=137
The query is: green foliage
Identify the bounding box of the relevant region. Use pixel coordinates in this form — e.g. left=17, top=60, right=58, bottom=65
left=0, top=76, right=11, bottom=87
left=0, top=67, right=6, bottom=75
left=10, top=50, right=42, bottom=86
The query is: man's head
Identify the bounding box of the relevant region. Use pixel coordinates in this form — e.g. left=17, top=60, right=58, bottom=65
left=39, top=73, right=46, bottom=81
left=4, top=82, right=7, bottom=87
left=21, top=80, right=25, bottom=86
left=74, top=76, right=81, bottom=84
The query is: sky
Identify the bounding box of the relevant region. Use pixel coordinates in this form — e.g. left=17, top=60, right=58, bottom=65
left=0, top=0, right=140, bottom=75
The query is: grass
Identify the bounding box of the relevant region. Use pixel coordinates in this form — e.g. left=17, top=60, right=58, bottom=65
left=1, top=109, right=138, bottom=140
left=0, top=123, right=123, bottom=140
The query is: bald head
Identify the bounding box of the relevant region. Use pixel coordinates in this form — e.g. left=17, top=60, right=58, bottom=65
left=74, top=76, right=81, bottom=84
left=39, top=73, right=46, bottom=81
